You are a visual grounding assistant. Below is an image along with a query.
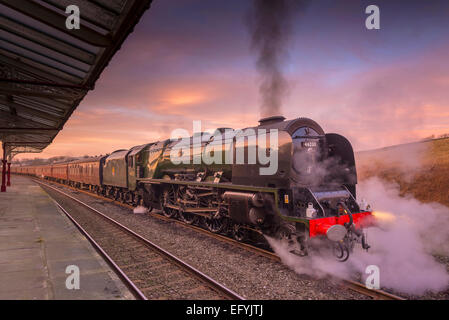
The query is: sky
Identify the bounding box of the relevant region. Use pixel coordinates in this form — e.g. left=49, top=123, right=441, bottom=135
left=15, top=0, right=449, bottom=159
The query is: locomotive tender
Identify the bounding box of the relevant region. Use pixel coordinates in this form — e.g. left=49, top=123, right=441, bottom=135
left=13, top=116, right=373, bottom=261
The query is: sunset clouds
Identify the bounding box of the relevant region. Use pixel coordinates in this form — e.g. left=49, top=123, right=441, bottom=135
left=16, top=0, right=449, bottom=159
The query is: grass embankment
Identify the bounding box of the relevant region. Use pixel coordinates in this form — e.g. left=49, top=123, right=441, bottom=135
left=356, top=138, right=449, bottom=207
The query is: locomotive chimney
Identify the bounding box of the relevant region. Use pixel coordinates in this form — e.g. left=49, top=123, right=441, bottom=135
left=258, top=115, right=286, bottom=126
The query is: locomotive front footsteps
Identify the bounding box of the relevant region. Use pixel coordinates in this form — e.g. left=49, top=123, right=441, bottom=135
left=13, top=116, right=375, bottom=261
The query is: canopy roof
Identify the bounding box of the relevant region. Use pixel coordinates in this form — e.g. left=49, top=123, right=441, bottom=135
left=0, top=0, right=152, bottom=159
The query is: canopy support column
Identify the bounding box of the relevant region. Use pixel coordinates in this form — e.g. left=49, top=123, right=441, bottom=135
left=7, top=162, right=11, bottom=187
left=1, top=143, right=6, bottom=192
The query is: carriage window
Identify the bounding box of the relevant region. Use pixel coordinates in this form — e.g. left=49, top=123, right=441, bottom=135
left=292, top=127, right=320, bottom=138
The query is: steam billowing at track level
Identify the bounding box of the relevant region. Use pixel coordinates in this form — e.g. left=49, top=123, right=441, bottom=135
left=267, top=178, right=449, bottom=296
left=11, top=116, right=376, bottom=262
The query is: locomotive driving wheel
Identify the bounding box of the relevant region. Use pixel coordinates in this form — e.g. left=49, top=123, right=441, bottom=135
left=232, top=224, right=247, bottom=241
left=179, top=210, right=197, bottom=224
left=177, top=186, right=198, bottom=225
left=205, top=211, right=226, bottom=233
left=122, top=191, right=131, bottom=204
left=161, top=188, right=177, bottom=218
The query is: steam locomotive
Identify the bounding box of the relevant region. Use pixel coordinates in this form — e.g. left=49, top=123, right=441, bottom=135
left=13, top=116, right=373, bottom=261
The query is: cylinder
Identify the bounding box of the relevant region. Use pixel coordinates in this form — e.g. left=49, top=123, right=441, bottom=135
left=223, top=191, right=264, bottom=207
left=223, top=191, right=266, bottom=224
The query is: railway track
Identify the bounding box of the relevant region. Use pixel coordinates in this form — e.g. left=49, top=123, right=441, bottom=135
left=35, top=180, right=244, bottom=300
left=34, top=178, right=404, bottom=300
left=343, top=280, right=405, bottom=300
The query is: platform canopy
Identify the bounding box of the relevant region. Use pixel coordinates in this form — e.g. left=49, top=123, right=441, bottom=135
left=0, top=0, right=153, bottom=159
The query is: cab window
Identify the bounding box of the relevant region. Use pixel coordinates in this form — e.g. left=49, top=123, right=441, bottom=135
left=292, top=127, right=320, bottom=138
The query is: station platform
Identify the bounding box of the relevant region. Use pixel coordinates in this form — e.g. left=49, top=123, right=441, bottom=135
left=0, top=176, right=134, bottom=300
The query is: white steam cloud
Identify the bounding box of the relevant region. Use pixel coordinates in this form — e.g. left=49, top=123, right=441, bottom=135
left=268, top=177, right=449, bottom=296
left=133, top=206, right=149, bottom=214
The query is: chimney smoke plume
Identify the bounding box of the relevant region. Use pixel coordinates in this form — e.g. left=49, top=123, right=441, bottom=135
left=247, top=0, right=305, bottom=117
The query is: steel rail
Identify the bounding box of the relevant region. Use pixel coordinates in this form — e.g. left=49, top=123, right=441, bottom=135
left=35, top=179, right=244, bottom=300
left=33, top=177, right=280, bottom=258
left=343, top=280, right=405, bottom=300
left=54, top=201, right=147, bottom=300
left=34, top=177, right=403, bottom=300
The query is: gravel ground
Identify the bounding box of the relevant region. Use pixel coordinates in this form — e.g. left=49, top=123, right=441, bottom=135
left=36, top=179, right=372, bottom=300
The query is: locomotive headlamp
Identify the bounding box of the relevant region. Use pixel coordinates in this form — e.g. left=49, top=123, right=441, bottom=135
left=306, top=203, right=316, bottom=218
